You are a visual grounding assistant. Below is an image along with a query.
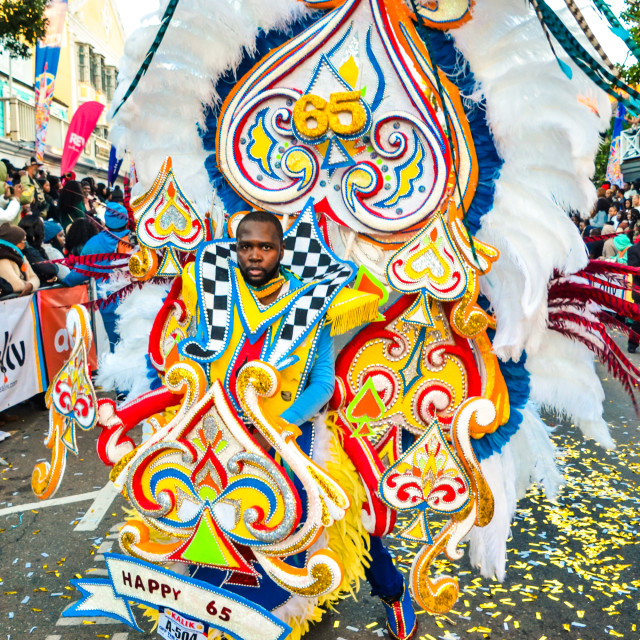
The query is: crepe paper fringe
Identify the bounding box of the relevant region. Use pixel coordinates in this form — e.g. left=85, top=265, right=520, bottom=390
left=532, top=0, right=640, bottom=114
left=547, top=272, right=640, bottom=410
left=323, top=425, right=371, bottom=600
left=83, top=277, right=172, bottom=310
left=583, top=232, right=618, bottom=244
left=278, top=426, right=372, bottom=640
left=592, top=0, right=640, bottom=61
left=44, top=252, right=131, bottom=266
left=325, top=292, right=381, bottom=337
left=561, top=0, right=618, bottom=75
left=111, top=0, right=182, bottom=119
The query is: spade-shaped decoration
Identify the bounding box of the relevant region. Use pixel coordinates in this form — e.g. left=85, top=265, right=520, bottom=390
left=134, top=157, right=205, bottom=276
left=346, top=377, right=386, bottom=438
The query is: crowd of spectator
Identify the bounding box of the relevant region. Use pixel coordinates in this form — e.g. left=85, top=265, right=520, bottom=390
left=0, top=156, right=127, bottom=299
left=576, top=181, right=640, bottom=263
left=577, top=180, right=640, bottom=354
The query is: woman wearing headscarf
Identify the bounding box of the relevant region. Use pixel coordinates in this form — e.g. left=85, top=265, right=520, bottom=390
left=0, top=223, right=40, bottom=296
left=612, top=231, right=633, bottom=264
left=43, top=220, right=70, bottom=280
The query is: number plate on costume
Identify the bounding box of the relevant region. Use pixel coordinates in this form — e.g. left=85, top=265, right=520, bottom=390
left=158, top=607, right=209, bottom=640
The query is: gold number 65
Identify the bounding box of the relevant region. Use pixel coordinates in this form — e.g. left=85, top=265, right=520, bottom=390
left=293, top=91, right=366, bottom=138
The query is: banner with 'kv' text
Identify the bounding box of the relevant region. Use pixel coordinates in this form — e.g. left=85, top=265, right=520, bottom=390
left=0, top=295, right=45, bottom=412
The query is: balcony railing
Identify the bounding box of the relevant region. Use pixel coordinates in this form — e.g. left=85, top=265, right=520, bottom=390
left=621, top=127, right=640, bottom=162
left=620, top=127, right=640, bottom=183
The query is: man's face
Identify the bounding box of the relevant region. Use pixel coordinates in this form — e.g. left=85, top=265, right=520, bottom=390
left=633, top=195, right=640, bottom=207
left=609, top=206, right=618, bottom=218
left=236, top=220, right=284, bottom=287
left=82, top=183, right=91, bottom=197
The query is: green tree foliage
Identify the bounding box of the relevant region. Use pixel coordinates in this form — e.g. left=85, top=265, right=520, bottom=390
left=622, top=0, right=640, bottom=84
left=0, top=0, right=48, bottom=59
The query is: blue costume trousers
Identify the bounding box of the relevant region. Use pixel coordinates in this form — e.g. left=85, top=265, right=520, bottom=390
left=365, top=535, right=404, bottom=599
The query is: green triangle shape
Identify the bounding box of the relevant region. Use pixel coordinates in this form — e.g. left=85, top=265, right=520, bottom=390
left=181, top=511, right=231, bottom=566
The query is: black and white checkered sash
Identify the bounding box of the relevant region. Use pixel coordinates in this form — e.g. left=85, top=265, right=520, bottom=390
left=180, top=199, right=357, bottom=369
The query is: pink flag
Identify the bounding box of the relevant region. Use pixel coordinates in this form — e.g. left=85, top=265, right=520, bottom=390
left=60, top=101, right=105, bottom=175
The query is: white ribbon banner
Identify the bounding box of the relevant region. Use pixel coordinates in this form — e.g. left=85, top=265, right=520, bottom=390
left=63, top=553, right=291, bottom=640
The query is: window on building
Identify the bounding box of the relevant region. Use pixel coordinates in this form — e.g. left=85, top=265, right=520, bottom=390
left=104, top=66, right=116, bottom=102
left=77, top=44, right=90, bottom=83
left=91, top=53, right=103, bottom=92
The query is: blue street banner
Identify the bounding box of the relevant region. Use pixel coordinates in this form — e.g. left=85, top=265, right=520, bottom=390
left=34, top=0, right=68, bottom=162
left=108, top=146, right=123, bottom=187
left=605, top=102, right=626, bottom=188
left=63, top=553, right=291, bottom=640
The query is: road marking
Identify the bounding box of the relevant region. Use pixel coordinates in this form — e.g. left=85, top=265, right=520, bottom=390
left=112, top=634, right=129, bottom=640
left=74, top=483, right=120, bottom=532
left=0, top=490, right=100, bottom=517
left=96, top=540, right=114, bottom=555
left=45, top=636, right=61, bottom=640
left=56, top=615, right=119, bottom=626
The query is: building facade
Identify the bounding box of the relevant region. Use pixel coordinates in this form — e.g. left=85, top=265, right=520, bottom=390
left=0, top=0, right=126, bottom=179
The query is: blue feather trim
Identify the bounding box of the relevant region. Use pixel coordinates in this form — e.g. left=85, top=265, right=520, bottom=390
left=416, top=30, right=532, bottom=461
left=471, top=349, right=530, bottom=462
left=420, top=28, right=503, bottom=236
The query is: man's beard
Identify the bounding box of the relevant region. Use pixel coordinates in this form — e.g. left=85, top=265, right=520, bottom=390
left=239, top=261, right=281, bottom=287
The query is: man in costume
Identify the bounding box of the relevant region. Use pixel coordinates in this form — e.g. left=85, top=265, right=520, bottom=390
left=209, top=210, right=417, bottom=640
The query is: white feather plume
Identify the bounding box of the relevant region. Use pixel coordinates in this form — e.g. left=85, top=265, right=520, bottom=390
left=95, top=283, right=170, bottom=402
left=526, top=329, right=615, bottom=449
left=451, top=0, right=610, bottom=360
left=109, top=0, right=308, bottom=219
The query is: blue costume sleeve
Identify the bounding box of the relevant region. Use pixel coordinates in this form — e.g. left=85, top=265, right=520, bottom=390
left=280, top=325, right=335, bottom=426
left=61, top=268, right=89, bottom=287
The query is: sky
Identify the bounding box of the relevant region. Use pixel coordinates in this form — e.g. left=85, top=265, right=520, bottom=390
left=113, top=0, right=159, bottom=36
left=113, top=0, right=635, bottom=65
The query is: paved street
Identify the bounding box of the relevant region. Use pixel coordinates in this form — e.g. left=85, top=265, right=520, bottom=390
left=1, top=358, right=639, bottom=640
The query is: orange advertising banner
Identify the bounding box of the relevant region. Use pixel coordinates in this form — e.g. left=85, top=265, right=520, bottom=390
left=37, top=285, right=97, bottom=382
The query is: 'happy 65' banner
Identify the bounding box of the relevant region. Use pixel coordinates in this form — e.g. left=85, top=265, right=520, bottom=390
left=63, top=553, right=291, bottom=640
